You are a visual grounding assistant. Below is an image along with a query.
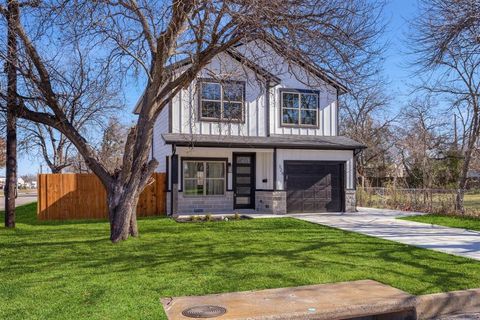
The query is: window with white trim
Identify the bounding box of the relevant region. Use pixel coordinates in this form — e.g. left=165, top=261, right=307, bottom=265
left=281, top=90, right=319, bottom=126
left=200, top=80, right=244, bottom=121
left=183, top=160, right=225, bottom=196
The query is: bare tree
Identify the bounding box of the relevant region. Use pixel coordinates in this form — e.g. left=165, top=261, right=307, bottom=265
left=97, top=117, right=127, bottom=174
left=414, top=0, right=480, bottom=66
left=340, top=81, right=395, bottom=187
left=412, top=0, right=480, bottom=212
left=0, top=0, right=384, bottom=241
left=17, top=44, right=121, bottom=174
left=394, top=96, right=450, bottom=188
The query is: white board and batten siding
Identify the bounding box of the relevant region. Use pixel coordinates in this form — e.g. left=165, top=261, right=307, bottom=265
left=152, top=104, right=170, bottom=173
left=175, top=147, right=274, bottom=191
left=235, top=40, right=339, bottom=136
left=270, top=76, right=338, bottom=136
left=164, top=48, right=338, bottom=139
left=170, top=53, right=268, bottom=137
left=152, top=42, right=343, bottom=179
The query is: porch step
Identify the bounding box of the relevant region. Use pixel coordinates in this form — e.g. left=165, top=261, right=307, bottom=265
left=161, top=280, right=417, bottom=320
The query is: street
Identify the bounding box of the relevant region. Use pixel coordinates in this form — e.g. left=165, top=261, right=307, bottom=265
left=0, top=194, right=37, bottom=211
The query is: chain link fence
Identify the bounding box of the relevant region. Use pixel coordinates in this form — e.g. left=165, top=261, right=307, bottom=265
left=357, top=187, right=479, bottom=216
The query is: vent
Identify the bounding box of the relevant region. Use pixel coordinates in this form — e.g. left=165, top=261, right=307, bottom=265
left=182, top=305, right=227, bottom=318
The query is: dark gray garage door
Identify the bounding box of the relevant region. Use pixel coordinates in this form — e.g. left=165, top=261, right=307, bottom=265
left=285, top=161, right=344, bottom=213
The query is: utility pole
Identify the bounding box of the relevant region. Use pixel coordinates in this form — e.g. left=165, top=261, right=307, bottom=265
left=453, top=113, right=459, bottom=151
left=5, top=0, right=19, bottom=228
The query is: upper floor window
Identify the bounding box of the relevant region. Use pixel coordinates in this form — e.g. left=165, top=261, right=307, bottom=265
left=281, top=90, right=319, bottom=127
left=199, top=80, right=244, bottom=122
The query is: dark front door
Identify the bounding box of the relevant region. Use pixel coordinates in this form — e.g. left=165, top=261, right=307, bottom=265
left=285, top=161, right=344, bottom=213
left=233, top=153, right=255, bottom=209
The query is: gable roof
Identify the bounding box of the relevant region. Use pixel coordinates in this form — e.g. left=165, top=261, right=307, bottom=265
left=256, top=37, right=348, bottom=95
left=133, top=49, right=280, bottom=114
left=133, top=40, right=348, bottom=114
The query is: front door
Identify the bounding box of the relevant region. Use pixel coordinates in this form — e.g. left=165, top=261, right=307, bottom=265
left=233, top=153, right=255, bottom=209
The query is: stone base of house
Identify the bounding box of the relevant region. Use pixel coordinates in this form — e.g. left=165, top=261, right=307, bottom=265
left=167, top=191, right=234, bottom=215
left=166, top=189, right=355, bottom=215
left=345, top=189, right=356, bottom=212
left=255, top=191, right=287, bottom=214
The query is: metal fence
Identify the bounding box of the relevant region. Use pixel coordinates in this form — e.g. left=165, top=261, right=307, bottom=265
left=356, top=187, right=463, bottom=214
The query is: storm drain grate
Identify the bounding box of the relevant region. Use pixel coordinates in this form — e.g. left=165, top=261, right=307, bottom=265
left=182, top=305, right=227, bottom=318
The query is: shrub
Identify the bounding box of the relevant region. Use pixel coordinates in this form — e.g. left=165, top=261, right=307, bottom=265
left=205, top=214, right=213, bottom=221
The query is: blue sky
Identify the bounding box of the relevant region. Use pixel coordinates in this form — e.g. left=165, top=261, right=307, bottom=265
left=13, top=0, right=420, bottom=176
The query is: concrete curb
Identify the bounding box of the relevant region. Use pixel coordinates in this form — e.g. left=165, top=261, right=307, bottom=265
left=416, top=288, right=480, bottom=319
left=161, top=282, right=480, bottom=320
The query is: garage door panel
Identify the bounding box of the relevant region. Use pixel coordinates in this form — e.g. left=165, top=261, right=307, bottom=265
left=286, top=161, right=344, bottom=213
left=302, top=202, right=316, bottom=212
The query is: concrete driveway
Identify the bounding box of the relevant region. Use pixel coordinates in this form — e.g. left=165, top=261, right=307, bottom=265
left=289, top=207, right=480, bottom=261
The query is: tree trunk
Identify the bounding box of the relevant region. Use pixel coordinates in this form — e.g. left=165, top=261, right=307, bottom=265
left=4, top=1, right=19, bottom=228
left=455, top=187, right=465, bottom=214
left=456, top=115, right=479, bottom=214
left=106, top=181, right=142, bottom=243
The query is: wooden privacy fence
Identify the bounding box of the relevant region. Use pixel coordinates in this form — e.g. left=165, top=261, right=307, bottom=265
left=37, top=173, right=167, bottom=220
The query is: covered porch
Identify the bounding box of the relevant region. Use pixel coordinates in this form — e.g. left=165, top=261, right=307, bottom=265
left=162, top=133, right=363, bottom=216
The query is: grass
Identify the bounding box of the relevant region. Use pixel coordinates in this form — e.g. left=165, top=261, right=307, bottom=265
left=465, top=193, right=480, bottom=210
left=401, top=214, right=480, bottom=231
left=1, top=203, right=480, bottom=320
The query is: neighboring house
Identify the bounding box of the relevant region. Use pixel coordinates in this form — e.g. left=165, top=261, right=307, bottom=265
left=139, top=40, right=365, bottom=215
left=17, top=177, right=25, bottom=188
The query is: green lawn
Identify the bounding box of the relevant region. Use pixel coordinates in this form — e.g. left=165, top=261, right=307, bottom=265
left=401, top=214, right=480, bottom=231
left=1, top=203, right=480, bottom=320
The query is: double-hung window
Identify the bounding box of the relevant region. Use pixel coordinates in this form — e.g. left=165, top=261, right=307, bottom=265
left=281, top=90, right=319, bottom=127
left=200, top=80, right=244, bottom=122
left=183, top=160, right=225, bottom=196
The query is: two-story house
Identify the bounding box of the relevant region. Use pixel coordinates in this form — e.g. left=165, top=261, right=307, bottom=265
left=141, top=40, right=365, bottom=215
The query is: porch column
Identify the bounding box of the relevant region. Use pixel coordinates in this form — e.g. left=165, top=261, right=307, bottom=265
left=273, top=147, right=277, bottom=191
left=171, top=153, right=179, bottom=216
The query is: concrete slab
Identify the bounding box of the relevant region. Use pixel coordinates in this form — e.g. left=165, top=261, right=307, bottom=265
left=246, top=207, right=480, bottom=261
left=161, top=280, right=416, bottom=320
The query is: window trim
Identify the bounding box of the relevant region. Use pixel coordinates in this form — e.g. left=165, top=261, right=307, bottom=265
left=198, top=78, right=246, bottom=123
left=279, top=88, right=320, bottom=128
left=180, top=157, right=228, bottom=197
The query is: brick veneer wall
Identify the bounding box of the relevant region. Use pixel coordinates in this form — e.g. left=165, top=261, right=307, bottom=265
left=168, top=191, right=234, bottom=214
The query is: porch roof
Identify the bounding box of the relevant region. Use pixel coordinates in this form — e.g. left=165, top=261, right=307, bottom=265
left=161, top=133, right=366, bottom=150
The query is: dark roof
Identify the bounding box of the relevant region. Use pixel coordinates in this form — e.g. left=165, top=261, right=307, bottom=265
left=162, top=133, right=366, bottom=150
